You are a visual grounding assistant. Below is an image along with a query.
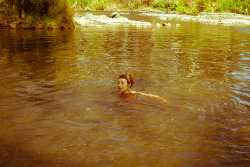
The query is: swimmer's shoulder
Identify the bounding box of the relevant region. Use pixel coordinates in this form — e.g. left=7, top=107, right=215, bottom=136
left=131, top=90, right=167, bottom=103
left=131, top=90, right=140, bottom=94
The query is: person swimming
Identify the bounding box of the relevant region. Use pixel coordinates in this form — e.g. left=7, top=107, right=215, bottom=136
left=118, top=72, right=167, bottom=102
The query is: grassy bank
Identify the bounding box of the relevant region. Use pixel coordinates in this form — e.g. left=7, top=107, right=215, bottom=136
left=0, top=0, right=74, bottom=29
left=69, top=0, right=249, bottom=14
left=0, top=0, right=248, bottom=29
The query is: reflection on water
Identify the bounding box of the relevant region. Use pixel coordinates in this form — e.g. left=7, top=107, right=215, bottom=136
left=0, top=12, right=249, bottom=166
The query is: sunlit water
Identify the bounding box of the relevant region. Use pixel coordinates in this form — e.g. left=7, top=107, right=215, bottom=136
left=0, top=12, right=249, bottom=167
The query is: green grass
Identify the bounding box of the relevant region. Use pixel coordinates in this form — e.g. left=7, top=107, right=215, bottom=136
left=215, top=0, right=249, bottom=14
left=68, top=0, right=249, bottom=14
left=0, top=0, right=249, bottom=29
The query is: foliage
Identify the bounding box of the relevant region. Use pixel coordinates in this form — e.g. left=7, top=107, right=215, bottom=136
left=68, top=0, right=249, bottom=14
left=0, top=0, right=249, bottom=29
left=0, top=0, right=74, bottom=28
left=215, top=0, right=249, bottom=14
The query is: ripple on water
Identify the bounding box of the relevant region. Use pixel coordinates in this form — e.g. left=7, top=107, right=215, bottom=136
left=0, top=13, right=249, bottom=166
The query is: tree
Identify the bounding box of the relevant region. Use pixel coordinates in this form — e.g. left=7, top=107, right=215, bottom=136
left=0, top=0, right=74, bottom=28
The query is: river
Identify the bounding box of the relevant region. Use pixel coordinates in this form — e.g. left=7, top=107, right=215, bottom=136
left=0, top=12, right=249, bottom=166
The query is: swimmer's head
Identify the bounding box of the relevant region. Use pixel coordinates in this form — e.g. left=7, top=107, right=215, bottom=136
left=118, top=72, right=134, bottom=93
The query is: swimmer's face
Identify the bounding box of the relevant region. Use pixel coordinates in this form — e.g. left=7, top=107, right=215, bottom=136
left=118, top=78, right=130, bottom=93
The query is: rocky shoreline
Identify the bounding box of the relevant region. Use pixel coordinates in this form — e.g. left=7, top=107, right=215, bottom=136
left=74, top=13, right=152, bottom=26
left=1, top=11, right=249, bottom=29
left=74, top=11, right=250, bottom=27
left=142, top=12, right=250, bottom=26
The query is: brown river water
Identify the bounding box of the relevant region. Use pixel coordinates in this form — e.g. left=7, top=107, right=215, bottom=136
left=0, top=12, right=249, bottom=166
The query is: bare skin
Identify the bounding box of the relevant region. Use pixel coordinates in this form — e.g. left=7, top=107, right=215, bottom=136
left=118, top=78, right=167, bottom=102
left=118, top=78, right=131, bottom=94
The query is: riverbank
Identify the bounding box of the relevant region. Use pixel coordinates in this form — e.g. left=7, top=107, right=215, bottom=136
left=68, top=0, right=249, bottom=15
left=142, top=11, right=250, bottom=26
left=0, top=18, right=74, bottom=30
left=1, top=10, right=249, bottom=29
left=74, top=12, right=152, bottom=27
left=0, top=0, right=74, bottom=29
left=74, top=11, right=250, bottom=27
left=0, top=0, right=249, bottom=29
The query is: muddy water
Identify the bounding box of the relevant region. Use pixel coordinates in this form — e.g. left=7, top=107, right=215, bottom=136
left=0, top=12, right=249, bottom=166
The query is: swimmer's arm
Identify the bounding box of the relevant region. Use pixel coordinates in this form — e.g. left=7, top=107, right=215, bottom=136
left=131, top=91, right=167, bottom=102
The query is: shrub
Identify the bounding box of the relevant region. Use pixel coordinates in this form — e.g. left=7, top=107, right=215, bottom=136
left=0, top=0, right=74, bottom=28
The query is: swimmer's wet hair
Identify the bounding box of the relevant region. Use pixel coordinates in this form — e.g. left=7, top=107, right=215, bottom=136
left=119, top=72, right=134, bottom=88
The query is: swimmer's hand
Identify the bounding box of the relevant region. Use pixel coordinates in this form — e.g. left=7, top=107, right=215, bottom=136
left=131, top=91, right=167, bottom=103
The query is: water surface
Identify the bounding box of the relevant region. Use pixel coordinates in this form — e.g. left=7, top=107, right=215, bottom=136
left=0, top=12, right=249, bottom=166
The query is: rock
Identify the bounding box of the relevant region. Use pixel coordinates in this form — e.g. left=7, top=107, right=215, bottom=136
left=156, top=23, right=162, bottom=27
left=142, top=12, right=250, bottom=26
left=10, top=23, right=16, bottom=29
left=74, top=13, right=152, bottom=26
left=110, top=12, right=120, bottom=18
left=162, top=23, right=171, bottom=26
